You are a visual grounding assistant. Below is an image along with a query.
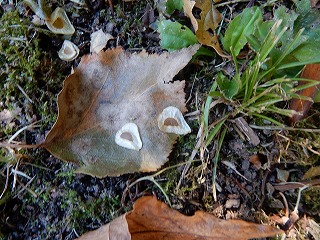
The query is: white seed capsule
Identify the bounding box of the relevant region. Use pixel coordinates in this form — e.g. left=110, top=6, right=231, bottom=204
left=115, top=123, right=142, bottom=151
left=58, top=40, right=79, bottom=61
left=157, top=106, right=191, bottom=135
left=46, top=7, right=75, bottom=35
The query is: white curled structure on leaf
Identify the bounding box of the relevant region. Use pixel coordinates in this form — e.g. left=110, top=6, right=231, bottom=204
left=157, top=106, right=191, bottom=135
left=24, top=0, right=75, bottom=35
left=46, top=7, right=75, bottom=35
left=58, top=40, right=79, bottom=61
left=115, top=123, right=142, bottom=151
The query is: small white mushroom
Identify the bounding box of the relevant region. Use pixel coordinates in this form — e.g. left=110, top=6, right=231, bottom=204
left=157, top=106, right=191, bottom=135
left=58, top=40, right=79, bottom=61
left=115, top=123, right=142, bottom=151
left=46, top=7, right=75, bottom=35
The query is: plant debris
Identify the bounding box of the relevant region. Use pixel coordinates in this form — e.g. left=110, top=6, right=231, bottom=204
left=77, top=196, right=283, bottom=240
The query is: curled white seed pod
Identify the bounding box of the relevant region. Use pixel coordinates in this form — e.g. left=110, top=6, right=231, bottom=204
left=157, top=106, right=191, bottom=135
left=115, top=123, right=142, bottom=151
left=58, top=40, right=79, bottom=61
left=46, top=7, right=75, bottom=35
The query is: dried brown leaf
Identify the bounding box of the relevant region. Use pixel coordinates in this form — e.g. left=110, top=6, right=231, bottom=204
left=77, top=215, right=130, bottom=240
left=42, top=46, right=199, bottom=177
left=194, top=0, right=228, bottom=58
left=303, top=166, right=320, bottom=179
left=183, top=0, right=198, bottom=31
left=77, top=196, right=283, bottom=240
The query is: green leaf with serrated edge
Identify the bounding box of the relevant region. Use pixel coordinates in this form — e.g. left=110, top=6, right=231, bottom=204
left=222, top=7, right=262, bottom=56
left=216, top=72, right=240, bottom=99
left=166, top=0, right=183, bottom=15
left=158, top=20, right=198, bottom=51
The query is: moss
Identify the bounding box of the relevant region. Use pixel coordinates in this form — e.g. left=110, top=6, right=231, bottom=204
left=0, top=10, right=41, bottom=102
left=164, top=168, right=180, bottom=192
left=302, top=186, right=320, bottom=216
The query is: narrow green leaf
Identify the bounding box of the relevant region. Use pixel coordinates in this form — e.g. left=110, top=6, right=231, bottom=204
left=205, top=119, right=226, bottom=147
left=204, top=81, right=218, bottom=136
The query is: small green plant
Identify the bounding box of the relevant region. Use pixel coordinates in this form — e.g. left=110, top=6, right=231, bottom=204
left=205, top=3, right=320, bottom=195
left=157, top=0, right=320, bottom=199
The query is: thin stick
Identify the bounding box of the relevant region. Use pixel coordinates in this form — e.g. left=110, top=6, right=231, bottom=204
left=14, top=176, right=37, bottom=198
left=249, top=124, right=320, bottom=133
left=17, top=84, right=33, bottom=103
left=293, top=185, right=309, bottom=214
left=279, top=192, right=289, bottom=217
left=214, top=0, right=250, bottom=7
left=0, top=165, right=10, bottom=199
left=122, top=159, right=200, bottom=206
left=177, top=123, right=204, bottom=189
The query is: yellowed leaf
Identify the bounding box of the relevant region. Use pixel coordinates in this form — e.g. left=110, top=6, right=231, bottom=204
left=77, top=196, right=283, bottom=240
left=194, top=0, right=229, bottom=58
left=303, top=166, right=320, bottom=179
left=41, top=45, right=199, bottom=177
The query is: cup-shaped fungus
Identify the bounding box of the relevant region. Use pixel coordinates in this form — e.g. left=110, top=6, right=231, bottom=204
left=46, top=7, right=75, bottom=35
left=115, top=123, right=143, bottom=151
left=24, top=0, right=75, bottom=35
left=157, top=106, right=191, bottom=135
left=24, top=0, right=50, bottom=20
left=58, top=40, right=79, bottom=61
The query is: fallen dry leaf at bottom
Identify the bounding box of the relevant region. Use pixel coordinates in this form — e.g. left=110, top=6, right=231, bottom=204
left=77, top=196, right=283, bottom=240
left=77, top=215, right=130, bottom=240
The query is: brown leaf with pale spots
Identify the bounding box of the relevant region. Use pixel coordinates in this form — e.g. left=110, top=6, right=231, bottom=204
left=77, top=196, right=283, bottom=240
left=41, top=45, right=199, bottom=177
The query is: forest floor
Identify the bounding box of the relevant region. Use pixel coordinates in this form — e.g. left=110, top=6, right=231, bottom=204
left=0, top=0, right=319, bottom=239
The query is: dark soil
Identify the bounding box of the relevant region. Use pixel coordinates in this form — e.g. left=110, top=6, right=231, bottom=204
left=0, top=0, right=319, bottom=239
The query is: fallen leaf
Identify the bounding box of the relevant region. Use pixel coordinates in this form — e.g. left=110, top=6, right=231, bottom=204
left=77, top=215, right=130, bottom=240
left=0, top=109, right=13, bottom=123
left=90, top=29, right=114, bottom=54
left=276, top=168, right=290, bottom=182
left=234, top=117, right=260, bottom=146
left=194, top=0, right=228, bottom=57
left=311, top=0, right=320, bottom=9
left=273, top=179, right=320, bottom=192
left=183, top=0, right=197, bottom=31
left=249, top=154, right=262, bottom=170
left=41, top=46, right=199, bottom=177
left=289, top=64, right=320, bottom=125
left=306, top=218, right=320, bottom=239
left=303, top=166, right=320, bottom=179
left=77, top=196, right=283, bottom=240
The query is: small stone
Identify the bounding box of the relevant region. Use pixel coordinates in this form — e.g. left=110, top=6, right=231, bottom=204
left=225, top=199, right=241, bottom=209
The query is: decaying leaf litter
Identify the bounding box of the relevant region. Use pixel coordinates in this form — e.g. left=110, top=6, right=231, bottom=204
left=1, top=0, right=320, bottom=239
